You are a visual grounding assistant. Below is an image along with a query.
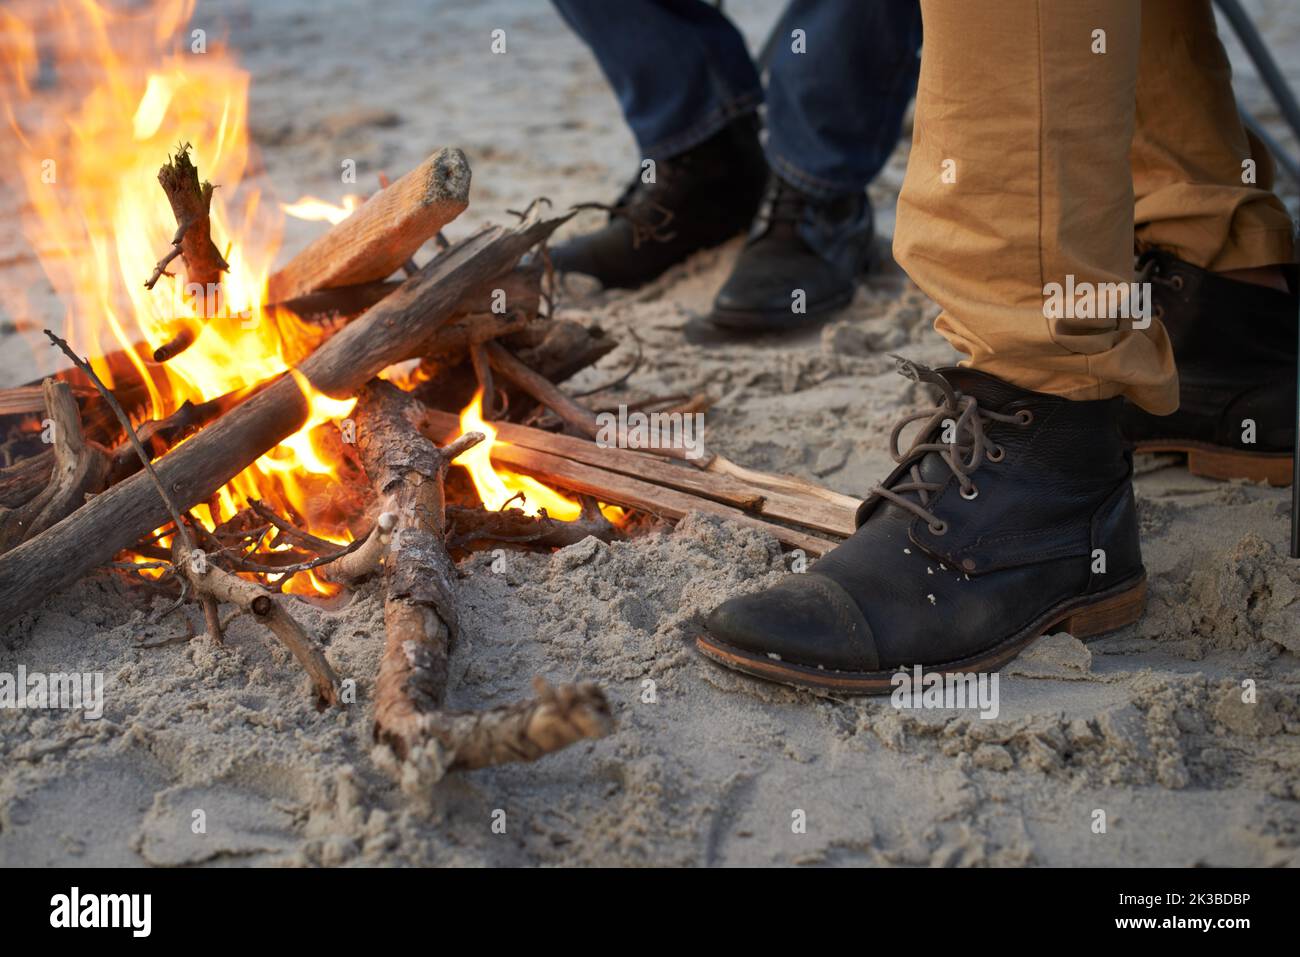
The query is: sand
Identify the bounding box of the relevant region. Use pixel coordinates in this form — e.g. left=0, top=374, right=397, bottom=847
left=0, top=0, right=1298, bottom=867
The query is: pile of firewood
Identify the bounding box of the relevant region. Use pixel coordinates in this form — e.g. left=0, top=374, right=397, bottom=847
left=0, top=146, right=858, bottom=790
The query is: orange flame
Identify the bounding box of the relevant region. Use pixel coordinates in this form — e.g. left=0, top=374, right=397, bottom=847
left=0, top=0, right=609, bottom=590
left=0, top=0, right=351, bottom=591
left=454, top=391, right=591, bottom=521
left=453, top=392, right=627, bottom=525
left=282, top=194, right=363, bottom=226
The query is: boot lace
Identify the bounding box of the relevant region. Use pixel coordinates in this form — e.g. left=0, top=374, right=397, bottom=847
left=870, top=357, right=1028, bottom=535
left=571, top=168, right=682, bottom=249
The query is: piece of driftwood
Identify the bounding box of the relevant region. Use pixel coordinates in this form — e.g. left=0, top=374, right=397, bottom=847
left=0, top=452, right=55, bottom=510
left=422, top=417, right=840, bottom=557
left=0, top=382, right=98, bottom=419
left=0, top=379, right=109, bottom=552
left=176, top=546, right=340, bottom=706
left=267, top=148, right=471, bottom=303
left=152, top=145, right=229, bottom=295
left=354, top=381, right=611, bottom=786
left=420, top=408, right=858, bottom=538
left=318, top=511, right=396, bottom=586
left=0, top=213, right=569, bottom=619
left=149, top=145, right=231, bottom=362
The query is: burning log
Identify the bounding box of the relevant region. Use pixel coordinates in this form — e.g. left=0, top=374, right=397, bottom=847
left=0, top=268, right=539, bottom=503
left=425, top=409, right=856, bottom=538
left=0, top=212, right=569, bottom=620
left=148, top=145, right=232, bottom=362
left=267, top=148, right=471, bottom=303
left=0, top=379, right=110, bottom=552
left=355, top=379, right=612, bottom=785
left=446, top=497, right=620, bottom=551
left=420, top=408, right=842, bottom=556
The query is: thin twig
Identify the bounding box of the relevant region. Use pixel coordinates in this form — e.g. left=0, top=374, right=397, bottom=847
left=143, top=218, right=193, bottom=290
left=222, top=533, right=369, bottom=576
left=45, top=331, right=195, bottom=553
left=570, top=328, right=644, bottom=399
left=247, top=498, right=339, bottom=553
left=46, top=330, right=225, bottom=640
left=109, top=560, right=173, bottom=572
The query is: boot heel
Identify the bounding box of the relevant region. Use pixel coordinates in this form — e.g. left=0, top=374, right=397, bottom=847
left=1058, top=578, right=1147, bottom=640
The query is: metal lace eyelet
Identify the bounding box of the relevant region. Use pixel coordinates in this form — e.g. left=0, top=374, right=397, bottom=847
left=1170, top=274, right=1184, bottom=291
left=987, top=445, right=1005, bottom=462
left=1015, top=409, right=1034, bottom=426
left=1153, top=304, right=1165, bottom=321
left=960, top=484, right=979, bottom=500
left=928, top=520, right=948, bottom=535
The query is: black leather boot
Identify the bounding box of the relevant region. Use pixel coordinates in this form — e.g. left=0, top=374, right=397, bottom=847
left=709, top=174, right=874, bottom=332
left=698, top=360, right=1148, bottom=693
left=1122, top=249, right=1298, bottom=487
left=549, top=116, right=768, bottom=290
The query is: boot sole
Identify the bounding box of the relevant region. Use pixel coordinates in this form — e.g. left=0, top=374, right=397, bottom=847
left=1134, top=440, right=1293, bottom=487
left=694, top=574, right=1147, bottom=694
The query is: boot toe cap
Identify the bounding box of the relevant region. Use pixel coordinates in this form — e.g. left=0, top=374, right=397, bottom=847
left=704, top=574, right=878, bottom=672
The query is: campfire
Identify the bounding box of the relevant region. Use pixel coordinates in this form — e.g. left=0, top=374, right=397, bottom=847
left=0, top=0, right=860, bottom=787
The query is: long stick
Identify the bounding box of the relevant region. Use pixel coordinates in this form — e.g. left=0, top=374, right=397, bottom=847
left=421, top=408, right=858, bottom=537
left=356, top=380, right=612, bottom=785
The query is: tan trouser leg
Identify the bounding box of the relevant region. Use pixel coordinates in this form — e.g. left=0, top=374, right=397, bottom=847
left=895, top=1, right=1178, bottom=414
left=1132, top=0, right=1296, bottom=270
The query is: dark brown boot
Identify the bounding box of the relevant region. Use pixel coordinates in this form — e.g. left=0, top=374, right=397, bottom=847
left=1122, top=249, right=1298, bottom=486
left=550, top=116, right=767, bottom=290
left=698, top=360, right=1147, bottom=693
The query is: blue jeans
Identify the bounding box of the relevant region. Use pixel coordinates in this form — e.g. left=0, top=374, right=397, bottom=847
left=551, top=0, right=921, bottom=198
